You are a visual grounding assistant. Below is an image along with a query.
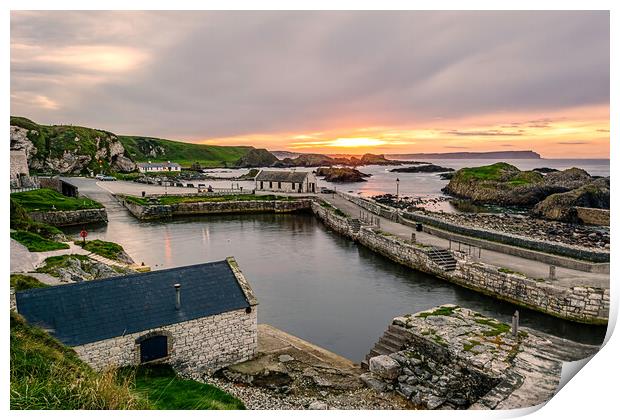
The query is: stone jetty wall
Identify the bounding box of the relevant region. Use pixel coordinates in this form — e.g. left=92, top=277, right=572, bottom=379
left=118, top=195, right=313, bottom=220
left=28, top=208, right=108, bottom=227
left=335, top=192, right=609, bottom=264
left=361, top=305, right=600, bottom=410
left=311, top=201, right=608, bottom=324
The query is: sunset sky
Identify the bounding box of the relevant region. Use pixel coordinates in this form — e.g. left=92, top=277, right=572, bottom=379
left=10, top=11, right=609, bottom=158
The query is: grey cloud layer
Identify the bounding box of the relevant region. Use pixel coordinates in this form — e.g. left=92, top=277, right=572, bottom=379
left=11, top=11, right=609, bottom=140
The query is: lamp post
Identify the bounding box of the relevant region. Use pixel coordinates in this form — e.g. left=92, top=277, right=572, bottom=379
left=396, top=178, right=400, bottom=199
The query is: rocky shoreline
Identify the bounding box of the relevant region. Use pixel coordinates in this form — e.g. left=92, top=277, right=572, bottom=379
left=420, top=211, right=609, bottom=251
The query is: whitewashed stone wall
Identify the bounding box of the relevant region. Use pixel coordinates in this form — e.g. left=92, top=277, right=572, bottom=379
left=73, top=307, right=257, bottom=374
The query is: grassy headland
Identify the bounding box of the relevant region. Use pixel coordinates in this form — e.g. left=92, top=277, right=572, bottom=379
left=11, top=188, right=103, bottom=212
left=10, top=199, right=69, bottom=251
left=118, top=135, right=251, bottom=168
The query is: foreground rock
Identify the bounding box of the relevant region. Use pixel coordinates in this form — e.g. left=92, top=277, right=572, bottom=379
left=390, top=164, right=454, bottom=173
left=205, top=324, right=411, bottom=409
left=361, top=305, right=599, bottom=410
left=316, top=167, right=370, bottom=183
left=532, top=177, right=610, bottom=223
left=35, top=254, right=134, bottom=283
left=442, top=163, right=600, bottom=207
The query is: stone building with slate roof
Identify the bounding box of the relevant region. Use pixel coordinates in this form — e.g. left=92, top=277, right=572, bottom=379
left=254, top=169, right=318, bottom=193
left=14, top=257, right=258, bottom=374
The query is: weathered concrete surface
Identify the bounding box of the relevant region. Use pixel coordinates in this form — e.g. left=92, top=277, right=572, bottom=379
left=362, top=305, right=600, bottom=410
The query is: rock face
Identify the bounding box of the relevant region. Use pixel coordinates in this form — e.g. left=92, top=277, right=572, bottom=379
left=442, top=163, right=596, bottom=207
left=316, top=167, right=370, bottom=182
left=390, top=164, right=454, bottom=173
left=10, top=117, right=136, bottom=174
left=360, top=305, right=600, bottom=410
left=532, top=177, right=610, bottom=223
left=37, top=255, right=132, bottom=283
left=235, top=148, right=279, bottom=167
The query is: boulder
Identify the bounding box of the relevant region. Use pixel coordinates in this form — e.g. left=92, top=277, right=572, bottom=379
left=368, top=355, right=401, bottom=380
left=308, top=401, right=329, bottom=410
left=360, top=372, right=388, bottom=392
left=531, top=177, right=610, bottom=223
left=316, top=167, right=370, bottom=183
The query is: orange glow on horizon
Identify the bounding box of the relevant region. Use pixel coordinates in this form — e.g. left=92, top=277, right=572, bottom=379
left=193, top=104, right=609, bottom=159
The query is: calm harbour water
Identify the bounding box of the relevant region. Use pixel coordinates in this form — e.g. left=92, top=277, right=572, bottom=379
left=67, top=210, right=607, bottom=361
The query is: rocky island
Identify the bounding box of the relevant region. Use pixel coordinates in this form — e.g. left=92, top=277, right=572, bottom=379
left=315, top=167, right=370, bottom=183
left=442, top=162, right=609, bottom=223
left=390, top=164, right=454, bottom=173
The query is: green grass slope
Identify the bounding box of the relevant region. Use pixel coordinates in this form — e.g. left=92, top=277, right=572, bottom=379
left=11, top=188, right=103, bottom=212
left=119, top=135, right=252, bottom=168
left=10, top=311, right=148, bottom=409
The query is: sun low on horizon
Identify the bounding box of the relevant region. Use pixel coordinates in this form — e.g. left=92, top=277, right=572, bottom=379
left=10, top=10, right=610, bottom=159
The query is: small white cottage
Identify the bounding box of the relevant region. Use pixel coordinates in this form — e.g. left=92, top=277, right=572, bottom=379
left=254, top=170, right=318, bottom=193
left=137, top=161, right=182, bottom=173
left=14, top=257, right=258, bottom=374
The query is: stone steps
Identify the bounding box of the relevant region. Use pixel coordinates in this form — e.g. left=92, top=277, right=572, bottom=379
left=362, top=323, right=413, bottom=369
left=426, top=247, right=458, bottom=271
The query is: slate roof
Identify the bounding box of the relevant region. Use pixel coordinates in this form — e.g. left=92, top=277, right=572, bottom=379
left=255, top=170, right=310, bottom=183
left=15, top=260, right=253, bottom=346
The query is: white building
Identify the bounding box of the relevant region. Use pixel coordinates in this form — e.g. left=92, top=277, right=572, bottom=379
left=254, top=170, right=318, bottom=193
left=137, top=161, right=182, bottom=173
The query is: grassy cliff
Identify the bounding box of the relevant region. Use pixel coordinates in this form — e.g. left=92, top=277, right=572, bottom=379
left=11, top=116, right=273, bottom=172
left=119, top=135, right=252, bottom=168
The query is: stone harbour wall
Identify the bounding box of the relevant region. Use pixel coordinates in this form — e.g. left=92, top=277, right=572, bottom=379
left=336, top=192, right=610, bottom=263
left=311, top=201, right=609, bottom=324
left=28, top=208, right=108, bottom=227
left=73, top=308, right=257, bottom=374
left=119, top=195, right=313, bottom=220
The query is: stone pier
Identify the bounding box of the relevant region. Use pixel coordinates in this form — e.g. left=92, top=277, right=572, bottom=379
left=360, top=305, right=600, bottom=410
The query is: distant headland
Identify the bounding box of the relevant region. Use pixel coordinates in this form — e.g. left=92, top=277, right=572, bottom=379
left=386, top=151, right=541, bottom=160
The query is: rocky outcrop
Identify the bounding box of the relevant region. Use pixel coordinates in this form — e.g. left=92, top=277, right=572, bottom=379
left=442, top=163, right=596, bottom=207
left=316, top=167, right=370, bottom=182
left=532, top=177, right=610, bottom=223
left=361, top=305, right=600, bottom=410
left=235, top=148, right=279, bottom=167
left=390, top=164, right=454, bottom=173
left=10, top=117, right=136, bottom=174
left=36, top=255, right=133, bottom=283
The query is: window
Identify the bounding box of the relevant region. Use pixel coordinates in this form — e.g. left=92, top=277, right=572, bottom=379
left=269, top=181, right=273, bottom=188
left=278, top=182, right=282, bottom=189
left=139, top=335, right=168, bottom=363
left=292, top=182, right=296, bottom=189
left=260, top=181, right=264, bottom=189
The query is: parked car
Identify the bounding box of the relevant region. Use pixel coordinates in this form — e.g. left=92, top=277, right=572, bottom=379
left=96, top=175, right=116, bottom=181
left=320, top=187, right=335, bottom=194
left=95, top=174, right=106, bottom=180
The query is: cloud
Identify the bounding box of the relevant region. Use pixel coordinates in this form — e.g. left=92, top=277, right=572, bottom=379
left=10, top=10, right=610, bottom=142
left=442, top=129, right=523, bottom=136
left=557, top=141, right=590, bottom=145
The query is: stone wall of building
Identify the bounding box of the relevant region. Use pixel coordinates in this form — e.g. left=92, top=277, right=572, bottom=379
left=119, top=195, right=313, bottom=220
left=28, top=208, right=108, bottom=227
left=311, top=200, right=609, bottom=324
left=335, top=192, right=609, bottom=263
left=575, top=207, right=610, bottom=226
left=73, top=307, right=258, bottom=374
